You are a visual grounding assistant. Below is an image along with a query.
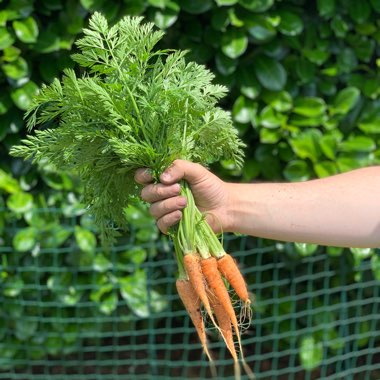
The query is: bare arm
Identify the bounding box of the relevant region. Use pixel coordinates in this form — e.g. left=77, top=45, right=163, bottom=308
left=226, top=167, right=380, bottom=248
left=135, top=161, right=380, bottom=248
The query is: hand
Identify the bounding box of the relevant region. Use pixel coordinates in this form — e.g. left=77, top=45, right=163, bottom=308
left=134, top=159, right=232, bottom=234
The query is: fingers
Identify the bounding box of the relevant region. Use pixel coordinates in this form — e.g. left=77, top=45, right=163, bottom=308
left=159, top=159, right=209, bottom=185
left=141, top=183, right=181, bottom=203
left=150, top=196, right=187, bottom=234
left=149, top=196, right=187, bottom=219
left=134, top=168, right=153, bottom=185
left=156, top=210, right=182, bottom=234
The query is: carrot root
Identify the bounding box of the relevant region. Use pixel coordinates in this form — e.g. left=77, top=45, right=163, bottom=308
left=208, top=289, right=241, bottom=380
left=176, top=279, right=217, bottom=378
left=184, top=253, right=220, bottom=333
left=217, top=253, right=250, bottom=303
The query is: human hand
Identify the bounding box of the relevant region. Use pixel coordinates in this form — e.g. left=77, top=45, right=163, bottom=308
left=134, top=159, right=232, bottom=234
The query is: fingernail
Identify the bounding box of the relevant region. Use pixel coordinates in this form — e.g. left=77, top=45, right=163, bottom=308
left=161, top=172, right=171, bottom=181
left=144, top=168, right=152, bottom=177
left=177, top=197, right=187, bottom=207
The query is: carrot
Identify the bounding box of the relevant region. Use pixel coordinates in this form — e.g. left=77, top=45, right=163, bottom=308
left=183, top=253, right=220, bottom=331
left=201, top=257, right=239, bottom=336
left=208, top=289, right=241, bottom=380
left=217, top=253, right=250, bottom=303
left=176, top=279, right=217, bottom=378
left=202, top=257, right=256, bottom=380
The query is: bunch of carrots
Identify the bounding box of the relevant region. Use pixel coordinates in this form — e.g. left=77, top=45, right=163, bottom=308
left=172, top=182, right=255, bottom=380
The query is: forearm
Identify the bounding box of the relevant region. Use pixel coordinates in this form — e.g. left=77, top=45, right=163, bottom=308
left=226, top=166, right=380, bottom=248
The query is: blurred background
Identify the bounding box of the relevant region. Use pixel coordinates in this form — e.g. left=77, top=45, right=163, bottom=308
left=0, top=0, right=380, bottom=379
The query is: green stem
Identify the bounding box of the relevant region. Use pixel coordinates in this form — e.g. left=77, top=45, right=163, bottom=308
left=172, top=230, right=187, bottom=280
left=176, top=181, right=195, bottom=254
left=195, top=208, right=226, bottom=259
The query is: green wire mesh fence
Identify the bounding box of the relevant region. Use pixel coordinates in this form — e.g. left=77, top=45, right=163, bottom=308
left=0, top=208, right=379, bottom=380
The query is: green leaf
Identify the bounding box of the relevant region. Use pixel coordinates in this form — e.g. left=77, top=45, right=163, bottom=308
left=3, top=46, right=21, bottom=62
left=75, top=226, right=97, bottom=253
left=293, top=97, right=326, bottom=118
left=12, top=227, right=37, bottom=252
left=211, top=8, right=229, bottom=31
left=179, top=0, right=213, bottom=14
left=99, top=292, right=118, bottom=315
left=277, top=11, right=303, bottom=36
left=259, top=105, right=286, bottom=128
left=259, top=128, right=281, bottom=144
left=34, top=27, right=60, bottom=53
left=2, top=57, right=28, bottom=80
left=237, top=67, right=261, bottom=99
left=319, top=135, right=337, bottom=160
left=6, top=191, right=33, bottom=213
left=254, top=55, right=287, bottom=91
left=60, top=287, right=82, bottom=306
left=283, top=160, right=310, bottom=181
left=290, top=130, right=322, bottom=162
left=299, top=335, right=323, bottom=370
left=262, top=90, right=292, bottom=112
left=10, top=81, right=39, bottom=110
left=12, top=16, right=39, bottom=43
left=152, top=3, right=179, bottom=29
left=216, top=0, right=238, bottom=4
left=294, top=242, right=318, bottom=256
left=317, top=0, right=335, bottom=18
left=215, top=52, right=237, bottom=76
left=331, top=15, right=349, bottom=38
left=358, top=104, right=380, bottom=133
left=327, top=246, right=344, bottom=257
left=246, top=15, right=276, bottom=42
left=370, top=0, right=380, bottom=12
left=3, top=276, right=24, bottom=298
left=337, top=48, right=358, bottom=74
left=93, top=253, right=112, bottom=272
left=221, top=28, right=248, bottom=59
left=303, top=49, right=330, bottom=65
left=120, top=270, right=168, bottom=318
left=239, top=0, right=274, bottom=12
left=330, top=87, right=360, bottom=116
left=313, top=161, right=338, bottom=178
left=15, top=319, right=38, bottom=340
left=339, top=136, right=376, bottom=153
left=347, top=0, right=371, bottom=23
left=0, top=169, right=20, bottom=193
left=296, top=57, right=316, bottom=84
left=0, top=27, right=15, bottom=49
left=232, top=95, right=257, bottom=124
left=0, top=94, right=12, bottom=115
left=42, top=225, right=71, bottom=248
left=80, top=0, right=105, bottom=10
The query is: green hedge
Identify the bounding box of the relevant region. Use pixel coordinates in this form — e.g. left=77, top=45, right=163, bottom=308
left=1, top=0, right=380, bottom=374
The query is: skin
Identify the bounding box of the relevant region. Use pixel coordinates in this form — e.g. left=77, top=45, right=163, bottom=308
left=135, top=160, right=380, bottom=248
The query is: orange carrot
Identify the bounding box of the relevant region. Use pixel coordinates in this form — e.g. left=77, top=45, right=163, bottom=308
left=217, top=253, right=250, bottom=304
left=201, top=257, right=239, bottom=336
left=208, top=289, right=241, bottom=380
left=183, top=253, right=220, bottom=331
left=202, top=257, right=256, bottom=380
left=176, top=279, right=217, bottom=377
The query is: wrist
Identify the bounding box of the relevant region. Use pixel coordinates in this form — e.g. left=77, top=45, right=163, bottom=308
left=223, top=182, right=242, bottom=233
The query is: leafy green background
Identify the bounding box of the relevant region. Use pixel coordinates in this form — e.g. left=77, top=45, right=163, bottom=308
left=1, top=0, right=380, bottom=376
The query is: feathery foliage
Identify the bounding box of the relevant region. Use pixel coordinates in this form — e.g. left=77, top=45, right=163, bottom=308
left=11, top=12, right=244, bottom=243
